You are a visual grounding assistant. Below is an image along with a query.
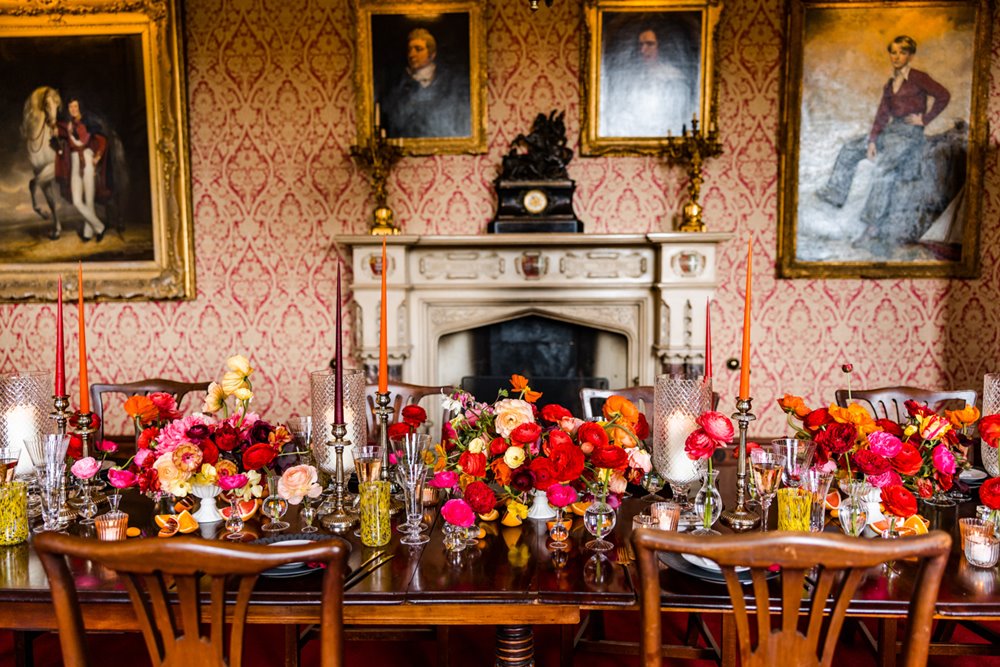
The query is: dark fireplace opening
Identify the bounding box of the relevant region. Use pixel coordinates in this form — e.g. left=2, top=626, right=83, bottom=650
left=459, top=315, right=610, bottom=415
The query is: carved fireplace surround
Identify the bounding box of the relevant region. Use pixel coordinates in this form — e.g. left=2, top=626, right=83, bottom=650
left=340, top=233, right=732, bottom=389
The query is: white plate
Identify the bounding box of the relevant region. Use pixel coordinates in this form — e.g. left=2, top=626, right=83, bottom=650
left=680, top=553, right=749, bottom=573
left=960, top=469, right=988, bottom=484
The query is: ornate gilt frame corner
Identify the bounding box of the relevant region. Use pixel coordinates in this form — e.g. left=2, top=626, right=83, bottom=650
left=354, top=0, right=487, bottom=156
left=0, top=0, right=194, bottom=301
left=580, top=0, right=723, bottom=157
left=776, top=0, right=991, bottom=280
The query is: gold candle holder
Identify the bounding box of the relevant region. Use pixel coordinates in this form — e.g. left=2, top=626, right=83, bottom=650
left=350, top=112, right=404, bottom=236
left=663, top=116, right=723, bottom=233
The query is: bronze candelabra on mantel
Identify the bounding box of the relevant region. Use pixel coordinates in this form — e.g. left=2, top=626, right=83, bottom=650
left=662, top=116, right=723, bottom=233
left=350, top=104, right=404, bottom=236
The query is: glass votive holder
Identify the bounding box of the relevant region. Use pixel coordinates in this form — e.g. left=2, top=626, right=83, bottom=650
left=964, top=532, right=1000, bottom=568
left=776, top=487, right=811, bottom=532
left=960, top=518, right=992, bottom=543
left=649, top=501, right=681, bottom=531
left=94, top=511, right=129, bottom=542
left=0, top=480, right=28, bottom=546
left=632, top=514, right=659, bottom=532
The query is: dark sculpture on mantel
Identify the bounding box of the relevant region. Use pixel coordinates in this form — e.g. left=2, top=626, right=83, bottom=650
left=489, top=110, right=584, bottom=233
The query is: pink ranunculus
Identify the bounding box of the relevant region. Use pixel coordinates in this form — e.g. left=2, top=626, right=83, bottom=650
left=96, top=439, right=118, bottom=453
left=866, top=469, right=902, bottom=488
left=559, top=416, right=584, bottom=435
left=217, top=473, right=249, bottom=491
left=696, top=411, right=735, bottom=445
left=277, top=465, right=323, bottom=505
left=441, top=498, right=475, bottom=527
left=627, top=447, right=652, bottom=474
left=70, top=456, right=100, bottom=480
left=107, top=468, right=137, bottom=489
left=609, top=471, right=628, bottom=495
left=134, top=448, right=154, bottom=468
left=148, top=392, right=181, bottom=421
left=867, top=431, right=903, bottom=458
left=546, top=483, right=578, bottom=509
left=428, top=470, right=459, bottom=489
left=931, top=444, right=956, bottom=475
left=684, top=429, right=716, bottom=461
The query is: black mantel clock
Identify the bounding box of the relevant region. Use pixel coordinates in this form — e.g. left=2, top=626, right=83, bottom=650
left=488, top=110, right=584, bottom=233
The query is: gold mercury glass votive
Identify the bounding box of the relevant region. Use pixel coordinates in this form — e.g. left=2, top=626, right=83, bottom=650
left=360, top=481, right=391, bottom=547
left=649, top=501, right=681, bottom=531
left=0, top=480, right=28, bottom=546
left=95, top=512, right=129, bottom=541
left=776, top=487, right=811, bottom=532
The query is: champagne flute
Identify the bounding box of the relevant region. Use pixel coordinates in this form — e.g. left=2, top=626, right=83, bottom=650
left=750, top=445, right=782, bottom=532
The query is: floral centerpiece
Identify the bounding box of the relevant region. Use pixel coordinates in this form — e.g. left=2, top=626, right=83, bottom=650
left=439, top=374, right=651, bottom=526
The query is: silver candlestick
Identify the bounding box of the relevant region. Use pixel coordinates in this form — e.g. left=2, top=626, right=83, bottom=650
left=719, top=397, right=760, bottom=532
left=69, top=411, right=102, bottom=519
left=373, top=391, right=404, bottom=515
left=320, top=421, right=357, bottom=533
left=50, top=394, right=71, bottom=435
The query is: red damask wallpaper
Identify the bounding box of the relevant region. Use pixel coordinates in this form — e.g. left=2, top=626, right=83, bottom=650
left=0, top=0, right=997, bottom=434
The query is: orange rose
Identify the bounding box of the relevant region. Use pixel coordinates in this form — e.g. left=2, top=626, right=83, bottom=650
left=602, top=396, right=639, bottom=427
left=777, top=394, right=810, bottom=418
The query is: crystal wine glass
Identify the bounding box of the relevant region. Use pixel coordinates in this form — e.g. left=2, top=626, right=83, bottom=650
left=639, top=470, right=665, bottom=502
left=771, top=438, right=815, bottom=488
left=389, top=434, right=430, bottom=536
left=395, top=461, right=429, bottom=546
left=750, top=445, right=782, bottom=532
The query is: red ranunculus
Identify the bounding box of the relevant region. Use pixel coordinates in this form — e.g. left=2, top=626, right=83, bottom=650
left=489, top=437, right=509, bottom=457
left=934, top=471, right=953, bottom=492
left=880, top=484, right=917, bottom=518
left=541, top=404, right=572, bottom=423
left=979, top=414, right=1000, bottom=448
left=853, top=449, right=890, bottom=476
left=904, top=400, right=935, bottom=420
left=634, top=413, right=650, bottom=441
left=874, top=418, right=905, bottom=438
left=199, top=440, right=220, bottom=466
left=242, top=443, right=278, bottom=470
left=511, top=469, right=534, bottom=493
left=463, top=480, right=497, bottom=515
left=890, top=442, right=923, bottom=476
left=547, top=440, right=585, bottom=483
left=213, top=423, right=241, bottom=452
left=803, top=408, right=834, bottom=433
left=458, top=451, right=487, bottom=478
left=387, top=422, right=414, bottom=439
left=67, top=435, right=83, bottom=461
left=401, top=404, right=427, bottom=427
left=915, top=478, right=934, bottom=498
left=979, top=477, right=1000, bottom=510
left=577, top=422, right=610, bottom=448
left=510, top=422, right=542, bottom=446
left=696, top=411, right=734, bottom=445
left=546, top=429, right=573, bottom=452
left=137, top=426, right=159, bottom=449
left=529, top=457, right=557, bottom=490
left=814, top=422, right=856, bottom=456
left=684, top=429, right=716, bottom=461
left=590, top=444, right=628, bottom=470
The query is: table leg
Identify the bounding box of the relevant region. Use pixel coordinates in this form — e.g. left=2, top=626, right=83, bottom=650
left=496, top=625, right=534, bottom=667
left=13, top=631, right=34, bottom=667
left=284, top=623, right=300, bottom=667
left=721, top=615, right=737, bottom=667
left=878, top=618, right=898, bottom=667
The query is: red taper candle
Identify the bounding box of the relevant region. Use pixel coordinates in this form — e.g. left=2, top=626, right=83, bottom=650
left=77, top=263, right=90, bottom=413
left=55, top=276, right=65, bottom=396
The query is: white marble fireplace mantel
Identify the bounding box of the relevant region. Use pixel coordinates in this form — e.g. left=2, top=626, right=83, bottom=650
left=339, top=232, right=733, bottom=388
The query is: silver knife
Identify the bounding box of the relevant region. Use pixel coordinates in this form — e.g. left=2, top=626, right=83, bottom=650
left=344, top=553, right=395, bottom=590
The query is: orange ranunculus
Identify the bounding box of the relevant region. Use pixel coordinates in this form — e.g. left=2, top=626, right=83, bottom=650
left=490, top=458, right=513, bottom=486
left=123, top=395, right=158, bottom=424
left=945, top=405, right=980, bottom=429
left=828, top=403, right=878, bottom=436
left=602, top=396, right=639, bottom=427
left=608, top=423, right=638, bottom=449
left=777, top=394, right=810, bottom=418
left=509, top=374, right=542, bottom=403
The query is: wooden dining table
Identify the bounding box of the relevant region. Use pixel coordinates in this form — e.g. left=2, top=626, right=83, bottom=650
left=0, top=465, right=998, bottom=667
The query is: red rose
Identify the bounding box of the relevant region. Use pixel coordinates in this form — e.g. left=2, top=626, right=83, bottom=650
left=387, top=422, right=414, bottom=439
left=815, top=423, right=856, bottom=457
left=803, top=408, right=834, bottom=433
left=684, top=429, right=716, bottom=461
left=979, top=477, right=1000, bottom=510
left=401, top=405, right=427, bottom=427
left=529, top=457, right=557, bottom=490
left=880, top=484, right=917, bottom=518
left=213, top=423, right=241, bottom=452
left=890, top=442, right=923, bottom=476
left=458, top=451, right=487, bottom=478
left=541, top=404, right=572, bottom=423
left=577, top=422, right=609, bottom=448
left=696, top=411, right=734, bottom=445
left=462, top=480, right=497, bottom=515
left=874, top=419, right=905, bottom=438
left=980, top=414, right=1000, bottom=448
left=852, top=449, right=890, bottom=476
left=547, top=440, right=585, bottom=483
left=634, top=413, right=650, bottom=441
left=242, top=443, right=277, bottom=471
left=488, top=437, right=509, bottom=457
left=510, top=423, right=542, bottom=446
left=590, top=444, right=628, bottom=470
left=199, top=440, right=220, bottom=466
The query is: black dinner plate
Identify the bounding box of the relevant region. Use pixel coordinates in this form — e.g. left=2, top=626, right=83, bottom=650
left=252, top=533, right=348, bottom=578
left=659, top=551, right=778, bottom=585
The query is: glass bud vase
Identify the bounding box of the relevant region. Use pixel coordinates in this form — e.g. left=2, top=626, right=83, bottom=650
left=583, top=497, right=616, bottom=552
left=691, top=469, right=722, bottom=536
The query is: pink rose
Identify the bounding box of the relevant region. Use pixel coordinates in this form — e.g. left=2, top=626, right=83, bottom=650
left=441, top=498, right=475, bottom=527
left=134, top=448, right=154, bottom=468
left=867, top=431, right=903, bottom=458
left=218, top=473, right=249, bottom=491
left=277, top=465, right=322, bottom=505
left=931, top=444, right=956, bottom=475
left=70, top=456, right=100, bottom=480
left=684, top=429, right=716, bottom=461
left=866, top=469, right=902, bottom=488
left=96, top=440, right=118, bottom=453
left=545, top=483, right=578, bottom=509
left=428, top=470, right=459, bottom=489
left=697, top=411, right=734, bottom=445
left=107, top=468, right=137, bottom=489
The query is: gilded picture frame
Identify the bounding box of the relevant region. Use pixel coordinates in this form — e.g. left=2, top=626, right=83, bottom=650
left=777, top=0, right=991, bottom=279
left=355, top=0, right=487, bottom=156
left=0, top=0, right=194, bottom=302
left=580, top=0, right=723, bottom=156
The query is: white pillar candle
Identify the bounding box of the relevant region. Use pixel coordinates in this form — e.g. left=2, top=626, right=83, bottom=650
left=4, top=404, right=38, bottom=477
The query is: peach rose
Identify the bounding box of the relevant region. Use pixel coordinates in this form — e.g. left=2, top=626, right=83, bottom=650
left=493, top=399, right=535, bottom=438
left=277, top=464, right=322, bottom=505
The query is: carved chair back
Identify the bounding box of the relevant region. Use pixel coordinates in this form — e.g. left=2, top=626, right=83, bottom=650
left=834, top=386, right=977, bottom=423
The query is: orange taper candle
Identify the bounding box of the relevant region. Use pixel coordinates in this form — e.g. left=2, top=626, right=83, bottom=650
left=738, top=239, right=752, bottom=400
left=77, top=263, right=90, bottom=413
left=704, top=297, right=712, bottom=380
left=378, top=238, right=388, bottom=393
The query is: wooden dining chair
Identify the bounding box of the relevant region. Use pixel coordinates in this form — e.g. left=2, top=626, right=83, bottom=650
left=364, top=381, right=454, bottom=442
left=90, top=378, right=211, bottom=446
left=580, top=386, right=721, bottom=421
left=632, top=530, right=951, bottom=667
left=834, top=385, right=977, bottom=423
left=34, top=532, right=349, bottom=667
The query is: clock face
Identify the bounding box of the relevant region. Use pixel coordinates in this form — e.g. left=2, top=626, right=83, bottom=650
left=522, top=189, right=548, bottom=215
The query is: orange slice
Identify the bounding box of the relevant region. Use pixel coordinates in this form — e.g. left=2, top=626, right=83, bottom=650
left=173, top=496, right=195, bottom=513
left=824, top=491, right=841, bottom=511
left=157, top=517, right=179, bottom=538
left=569, top=501, right=591, bottom=516
left=903, top=515, right=929, bottom=536
left=176, top=509, right=199, bottom=534
left=154, top=514, right=175, bottom=529
left=500, top=510, right=523, bottom=527
left=478, top=509, right=499, bottom=522
left=125, top=526, right=141, bottom=538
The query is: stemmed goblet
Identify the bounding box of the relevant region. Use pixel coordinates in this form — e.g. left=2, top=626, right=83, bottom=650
left=771, top=438, right=815, bottom=488
left=389, top=433, right=431, bottom=546
left=750, top=445, right=782, bottom=532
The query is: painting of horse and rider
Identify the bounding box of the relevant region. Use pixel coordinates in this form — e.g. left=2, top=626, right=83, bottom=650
left=0, top=34, right=153, bottom=264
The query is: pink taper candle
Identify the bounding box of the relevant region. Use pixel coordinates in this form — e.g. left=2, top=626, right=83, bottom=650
left=738, top=239, right=752, bottom=400
left=77, top=263, right=90, bottom=413
left=334, top=265, right=344, bottom=423
left=55, top=276, right=65, bottom=396
left=378, top=238, right=388, bottom=393
left=704, top=297, right=712, bottom=380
